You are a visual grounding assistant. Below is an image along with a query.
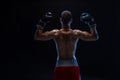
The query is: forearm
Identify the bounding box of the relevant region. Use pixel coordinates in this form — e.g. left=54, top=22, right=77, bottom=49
left=79, top=25, right=99, bottom=41
left=34, top=12, right=53, bottom=41
left=89, top=26, right=99, bottom=40
left=34, top=25, right=55, bottom=41
left=80, top=12, right=99, bottom=40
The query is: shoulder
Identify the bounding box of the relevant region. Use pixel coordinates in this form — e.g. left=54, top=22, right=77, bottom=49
left=52, top=29, right=59, bottom=32
left=50, top=29, right=60, bottom=35
left=73, top=29, right=82, bottom=33
left=51, top=29, right=59, bottom=32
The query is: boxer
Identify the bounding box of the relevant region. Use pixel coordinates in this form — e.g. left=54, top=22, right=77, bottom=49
left=34, top=10, right=99, bottom=80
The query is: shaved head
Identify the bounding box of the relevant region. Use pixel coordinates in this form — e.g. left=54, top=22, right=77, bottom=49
left=61, top=10, right=72, bottom=24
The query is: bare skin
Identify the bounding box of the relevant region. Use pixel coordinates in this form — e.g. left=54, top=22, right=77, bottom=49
left=34, top=24, right=98, bottom=67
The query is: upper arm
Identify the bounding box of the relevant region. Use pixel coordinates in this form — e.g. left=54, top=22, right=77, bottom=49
left=74, top=29, right=98, bottom=41
left=35, top=29, right=59, bottom=41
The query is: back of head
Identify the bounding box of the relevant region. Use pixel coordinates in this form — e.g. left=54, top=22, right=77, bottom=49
left=61, top=10, right=72, bottom=24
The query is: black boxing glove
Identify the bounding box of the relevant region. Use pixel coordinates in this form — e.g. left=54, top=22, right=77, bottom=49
left=36, top=12, right=53, bottom=30
left=41, top=12, right=53, bottom=23
left=80, top=13, right=96, bottom=28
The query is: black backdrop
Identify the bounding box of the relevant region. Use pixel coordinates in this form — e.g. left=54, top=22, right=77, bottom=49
left=1, top=0, right=120, bottom=80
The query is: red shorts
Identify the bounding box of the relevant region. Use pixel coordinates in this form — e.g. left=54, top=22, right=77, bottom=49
left=54, top=66, right=80, bottom=80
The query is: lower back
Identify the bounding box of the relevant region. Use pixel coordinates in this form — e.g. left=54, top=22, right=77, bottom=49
left=55, top=56, right=78, bottom=67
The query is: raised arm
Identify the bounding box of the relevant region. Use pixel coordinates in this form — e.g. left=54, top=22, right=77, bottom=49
left=34, top=25, right=58, bottom=41
left=34, top=12, right=59, bottom=41
left=74, top=12, right=99, bottom=41
left=74, top=27, right=99, bottom=41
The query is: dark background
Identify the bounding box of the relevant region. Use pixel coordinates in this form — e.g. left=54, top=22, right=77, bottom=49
left=1, top=0, right=120, bottom=80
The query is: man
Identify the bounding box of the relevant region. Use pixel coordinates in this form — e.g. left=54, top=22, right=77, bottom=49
left=34, top=10, right=99, bottom=80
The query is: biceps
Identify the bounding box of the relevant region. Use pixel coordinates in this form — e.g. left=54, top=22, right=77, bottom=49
left=78, top=31, right=93, bottom=41
left=36, top=32, right=54, bottom=41
left=41, top=32, right=55, bottom=40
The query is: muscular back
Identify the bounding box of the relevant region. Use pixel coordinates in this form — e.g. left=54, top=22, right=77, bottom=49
left=34, top=25, right=98, bottom=66
left=54, top=29, right=79, bottom=60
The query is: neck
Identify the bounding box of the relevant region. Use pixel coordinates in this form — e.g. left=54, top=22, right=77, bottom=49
left=62, top=24, right=70, bottom=31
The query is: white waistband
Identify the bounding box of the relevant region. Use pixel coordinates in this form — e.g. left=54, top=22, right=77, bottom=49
left=55, top=59, right=78, bottom=67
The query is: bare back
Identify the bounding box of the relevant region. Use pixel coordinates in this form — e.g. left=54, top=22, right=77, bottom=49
left=54, top=29, right=79, bottom=67
left=54, top=29, right=78, bottom=60
left=34, top=25, right=98, bottom=67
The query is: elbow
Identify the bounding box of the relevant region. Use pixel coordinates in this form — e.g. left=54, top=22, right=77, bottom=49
left=95, top=33, right=99, bottom=40
left=95, top=31, right=99, bottom=40
left=91, top=35, right=99, bottom=41
left=34, top=34, right=46, bottom=41
left=34, top=36, right=38, bottom=40
left=96, top=35, right=99, bottom=40
left=34, top=34, right=39, bottom=40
